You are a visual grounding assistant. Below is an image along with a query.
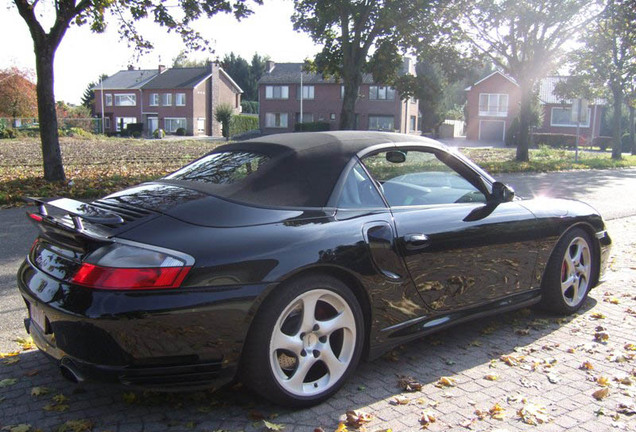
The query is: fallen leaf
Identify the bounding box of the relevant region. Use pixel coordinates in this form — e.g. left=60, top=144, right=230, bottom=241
left=0, top=351, right=20, bottom=358
left=597, top=376, right=610, bottom=387
left=580, top=361, right=594, bottom=370
left=0, top=378, right=17, bottom=387
left=389, top=395, right=410, bottom=405
left=435, top=376, right=456, bottom=388
left=484, top=374, right=499, bottom=381
left=56, top=419, right=93, bottom=432
left=592, top=388, right=610, bottom=400
left=468, top=340, right=482, bottom=347
left=419, top=410, right=436, bottom=428
left=3, top=425, right=31, bottom=432
left=3, top=357, right=20, bottom=365
left=624, top=344, right=636, bottom=352
left=515, top=328, right=530, bottom=336
left=518, top=403, right=551, bottom=425
left=397, top=375, right=422, bottom=392
left=616, top=402, right=636, bottom=415
left=262, top=420, right=285, bottom=431
left=13, top=337, right=36, bottom=351
left=590, top=312, right=606, bottom=320
left=345, top=410, right=373, bottom=428
left=121, top=392, right=137, bottom=404
left=334, top=423, right=348, bottom=432
left=500, top=354, right=524, bottom=366
left=30, top=387, right=50, bottom=397
left=489, top=403, right=506, bottom=420
left=595, top=332, right=610, bottom=343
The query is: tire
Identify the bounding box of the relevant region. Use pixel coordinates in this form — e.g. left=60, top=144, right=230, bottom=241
left=241, top=274, right=364, bottom=407
left=539, top=228, right=595, bottom=314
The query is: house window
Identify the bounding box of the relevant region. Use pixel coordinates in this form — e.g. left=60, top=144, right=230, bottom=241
left=162, top=93, right=173, bottom=106
left=299, top=85, right=314, bottom=100
left=114, top=94, right=136, bottom=106
left=410, top=116, right=417, bottom=132
left=176, top=93, right=186, bottom=106
left=149, top=93, right=159, bottom=106
left=265, top=86, right=289, bottom=100
left=330, top=113, right=336, bottom=121
left=479, top=93, right=508, bottom=117
left=296, top=113, right=314, bottom=123
left=197, top=118, right=205, bottom=133
left=104, top=117, right=111, bottom=130
left=105, top=94, right=112, bottom=106
left=368, top=115, right=394, bottom=131
left=115, top=117, right=137, bottom=131
left=164, top=118, right=187, bottom=133
left=551, top=107, right=591, bottom=127
left=265, top=112, right=288, bottom=128
left=369, top=86, right=395, bottom=100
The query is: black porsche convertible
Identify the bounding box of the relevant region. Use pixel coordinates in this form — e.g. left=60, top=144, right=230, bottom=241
left=18, top=131, right=611, bottom=407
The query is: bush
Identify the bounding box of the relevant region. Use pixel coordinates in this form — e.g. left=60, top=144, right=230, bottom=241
left=131, top=131, right=142, bottom=138
left=65, top=127, right=93, bottom=138
left=215, top=103, right=234, bottom=139
left=622, top=133, right=633, bottom=153
left=294, top=121, right=330, bottom=132
left=0, top=128, right=17, bottom=139
left=505, top=117, right=520, bottom=147
left=229, top=115, right=259, bottom=137
left=153, top=129, right=165, bottom=139
left=241, top=101, right=259, bottom=114
left=531, top=133, right=577, bottom=149
left=593, top=136, right=613, bottom=151
left=176, top=127, right=187, bottom=136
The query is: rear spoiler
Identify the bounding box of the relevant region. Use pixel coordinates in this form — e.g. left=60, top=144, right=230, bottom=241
left=24, top=197, right=125, bottom=231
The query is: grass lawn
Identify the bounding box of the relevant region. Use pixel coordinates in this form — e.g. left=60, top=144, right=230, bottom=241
left=1, top=136, right=635, bottom=207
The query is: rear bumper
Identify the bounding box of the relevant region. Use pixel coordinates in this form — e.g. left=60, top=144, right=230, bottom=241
left=18, top=258, right=269, bottom=391
left=596, top=230, right=612, bottom=283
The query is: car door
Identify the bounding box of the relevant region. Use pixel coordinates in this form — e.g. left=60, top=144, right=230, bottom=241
left=361, top=147, right=540, bottom=313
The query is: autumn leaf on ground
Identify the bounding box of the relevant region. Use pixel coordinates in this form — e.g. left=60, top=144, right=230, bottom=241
left=616, top=402, right=636, bottom=415
left=518, top=403, right=551, bottom=425
left=3, top=357, right=20, bottom=365
left=484, top=374, right=499, bottom=381
left=14, top=336, right=36, bottom=351
left=614, top=376, right=633, bottom=386
left=419, top=411, right=436, bottom=428
left=500, top=354, right=524, bottom=366
left=121, top=392, right=137, bottom=404
left=0, top=351, right=20, bottom=359
left=489, top=403, right=506, bottom=420
left=515, top=328, right=530, bottom=336
left=2, top=425, right=31, bottom=432
left=594, top=332, right=610, bottom=343
left=334, top=423, right=348, bottom=432
left=397, top=375, right=422, bottom=392
left=604, top=297, right=620, bottom=305
left=0, top=378, right=17, bottom=387
left=56, top=419, right=93, bottom=432
left=31, top=386, right=50, bottom=397
left=596, top=376, right=610, bottom=387
left=580, top=361, right=594, bottom=370
left=468, top=340, right=482, bottom=347
left=345, top=410, right=373, bottom=428
left=43, top=394, right=69, bottom=412
left=590, top=312, right=606, bottom=320
left=592, top=388, right=610, bottom=400
left=480, top=323, right=499, bottom=335
left=435, top=376, right=455, bottom=388
left=262, top=420, right=285, bottom=431
left=624, top=344, right=636, bottom=351
left=389, top=395, right=410, bottom=405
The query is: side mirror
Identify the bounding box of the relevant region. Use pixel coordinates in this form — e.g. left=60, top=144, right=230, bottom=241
left=386, top=151, right=406, bottom=164
left=491, top=181, right=515, bottom=202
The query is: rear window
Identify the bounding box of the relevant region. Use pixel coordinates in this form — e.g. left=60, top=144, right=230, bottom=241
left=164, top=151, right=270, bottom=185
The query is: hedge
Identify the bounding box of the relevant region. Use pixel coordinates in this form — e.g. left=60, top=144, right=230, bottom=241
left=229, top=115, right=259, bottom=137
left=294, top=121, right=330, bottom=132
left=531, top=133, right=578, bottom=149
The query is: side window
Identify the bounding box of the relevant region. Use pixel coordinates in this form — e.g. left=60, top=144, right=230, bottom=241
left=337, top=161, right=386, bottom=209
left=362, top=150, right=487, bottom=207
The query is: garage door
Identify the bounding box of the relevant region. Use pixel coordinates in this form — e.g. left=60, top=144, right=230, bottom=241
left=479, top=120, right=505, bottom=142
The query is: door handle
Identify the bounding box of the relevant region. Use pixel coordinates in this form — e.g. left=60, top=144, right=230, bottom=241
left=403, top=233, right=430, bottom=250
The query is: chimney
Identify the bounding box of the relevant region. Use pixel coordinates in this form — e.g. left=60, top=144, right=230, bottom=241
left=158, top=64, right=166, bottom=74
left=127, top=65, right=135, bottom=71
left=266, top=60, right=275, bottom=73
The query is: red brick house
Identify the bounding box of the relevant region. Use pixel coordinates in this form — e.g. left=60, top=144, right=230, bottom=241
left=93, top=63, right=242, bottom=136
left=465, top=71, right=604, bottom=143
left=258, top=60, right=419, bottom=135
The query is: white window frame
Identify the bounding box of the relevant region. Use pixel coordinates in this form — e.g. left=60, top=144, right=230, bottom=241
left=551, top=106, right=591, bottom=127
left=369, top=86, right=395, bottom=100
left=265, top=86, right=289, bottom=100
left=115, top=117, right=137, bottom=131
left=479, top=93, right=508, bottom=117
left=149, top=93, right=159, bottom=106
left=164, top=117, right=187, bottom=133
left=104, top=117, right=111, bottom=130
left=176, top=93, right=186, bottom=106
left=162, top=93, right=173, bottom=106
left=299, top=85, right=314, bottom=100
left=368, top=115, right=395, bottom=131
left=105, top=94, right=112, bottom=106
left=114, top=93, right=136, bottom=107
left=197, top=118, right=205, bottom=133
left=265, top=112, right=288, bottom=128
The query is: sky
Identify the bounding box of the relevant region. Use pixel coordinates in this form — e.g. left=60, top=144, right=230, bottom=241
left=0, top=0, right=320, bottom=104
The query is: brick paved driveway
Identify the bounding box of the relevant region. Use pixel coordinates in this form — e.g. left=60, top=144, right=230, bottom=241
left=1, top=202, right=635, bottom=431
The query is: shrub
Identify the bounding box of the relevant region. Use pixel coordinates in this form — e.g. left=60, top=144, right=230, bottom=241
left=294, top=121, right=330, bottom=132
left=0, top=128, right=17, bottom=139
left=593, top=136, right=613, bottom=151
left=153, top=129, right=165, bottom=139
left=176, top=127, right=187, bottom=136
left=531, top=133, right=577, bottom=149
left=131, top=131, right=142, bottom=138
left=229, top=115, right=259, bottom=137
left=241, top=101, right=259, bottom=114
left=215, top=103, right=234, bottom=139
left=622, top=133, right=633, bottom=153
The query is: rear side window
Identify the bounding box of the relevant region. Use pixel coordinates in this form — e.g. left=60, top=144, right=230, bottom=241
left=165, top=152, right=270, bottom=185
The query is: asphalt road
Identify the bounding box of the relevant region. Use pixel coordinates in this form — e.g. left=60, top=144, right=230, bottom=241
left=1, top=168, right=636, bottom=351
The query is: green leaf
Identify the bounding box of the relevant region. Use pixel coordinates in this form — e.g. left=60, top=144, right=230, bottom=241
left=262, top=420, right=285, bottom=431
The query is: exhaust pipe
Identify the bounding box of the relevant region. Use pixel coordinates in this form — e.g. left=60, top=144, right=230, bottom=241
left=60, top=358, right=85, bottom=383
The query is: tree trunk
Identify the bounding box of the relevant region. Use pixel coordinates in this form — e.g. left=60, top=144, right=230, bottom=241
left=629, top=105, right=635, bottom=156
left=515, top=85, right=533, bottom=162
left=611, top=85, right=623, bottom=160
left=340, top=74, right=362, bottom=130
left=35, top=40, right=65, bottom=181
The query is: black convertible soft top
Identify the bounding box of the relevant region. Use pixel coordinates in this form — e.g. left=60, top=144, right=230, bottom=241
left=162, top=131, right=442, bottom=208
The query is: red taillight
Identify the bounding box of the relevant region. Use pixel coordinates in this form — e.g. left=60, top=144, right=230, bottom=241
left=71, top=263, right=191, bottom=290
left=29, top=213, right=43, bottom=222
